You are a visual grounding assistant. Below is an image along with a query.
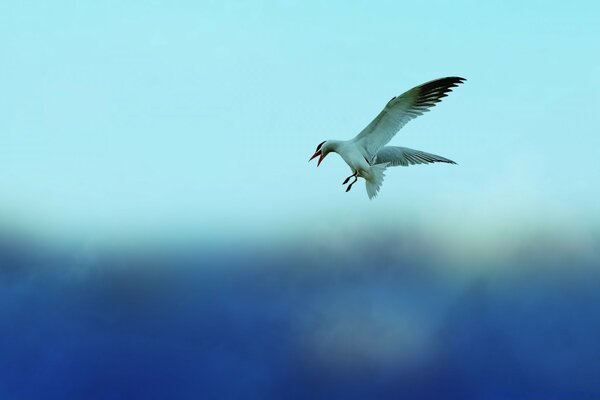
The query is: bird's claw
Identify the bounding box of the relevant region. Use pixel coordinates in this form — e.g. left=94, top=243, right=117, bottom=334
left=343, top=172, right=357, bottom=185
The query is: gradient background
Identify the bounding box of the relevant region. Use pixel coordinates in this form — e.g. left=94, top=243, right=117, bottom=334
left=2, top=1, right=600, bottom=399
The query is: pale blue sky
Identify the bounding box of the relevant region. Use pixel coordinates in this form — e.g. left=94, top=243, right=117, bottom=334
left=2, top=0, right=599, bottom=238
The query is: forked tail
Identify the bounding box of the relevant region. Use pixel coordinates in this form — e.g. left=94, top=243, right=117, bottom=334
left=365, top=163, right=388, bottom=199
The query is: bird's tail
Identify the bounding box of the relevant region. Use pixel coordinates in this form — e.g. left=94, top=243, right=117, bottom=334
left=365, top=163, right=388, bottom=199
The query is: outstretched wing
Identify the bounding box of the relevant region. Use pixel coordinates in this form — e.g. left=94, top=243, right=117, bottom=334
left=353, top=77, right=465, bottom=158
left=373, top=146, right=456, bottom=167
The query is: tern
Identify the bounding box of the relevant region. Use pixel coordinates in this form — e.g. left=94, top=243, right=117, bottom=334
left=309, top=76, right=465, bottom=199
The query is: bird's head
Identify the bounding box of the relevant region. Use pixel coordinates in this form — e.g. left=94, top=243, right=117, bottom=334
left=309, top=140, right=333, bottom=167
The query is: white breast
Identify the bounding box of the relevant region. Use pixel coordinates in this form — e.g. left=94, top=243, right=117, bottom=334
left=337, top=142, right=371, bottom=173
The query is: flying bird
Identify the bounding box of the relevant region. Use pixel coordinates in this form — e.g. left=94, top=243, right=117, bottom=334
left=309, top=76, right=465, bottom=199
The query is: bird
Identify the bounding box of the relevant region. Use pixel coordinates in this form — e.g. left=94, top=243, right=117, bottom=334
left=309, top=76, right=465, bottom=199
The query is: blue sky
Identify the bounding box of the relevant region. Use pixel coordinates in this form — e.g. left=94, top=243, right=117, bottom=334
left=2, top=0, right=599, bottom=240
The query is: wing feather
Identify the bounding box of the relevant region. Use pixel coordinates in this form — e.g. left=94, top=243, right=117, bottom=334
left=353, top=77, right=465, bottom=157
left=373, top=146, right=456, bottom=167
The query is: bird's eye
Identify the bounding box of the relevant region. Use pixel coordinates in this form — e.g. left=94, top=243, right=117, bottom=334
left=316, top=141, right=326, bottom=152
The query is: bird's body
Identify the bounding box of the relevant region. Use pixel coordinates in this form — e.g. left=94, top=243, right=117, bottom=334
left=324, top=140, right=370, bottom=177
left=309, top=76, right=465, bottom=199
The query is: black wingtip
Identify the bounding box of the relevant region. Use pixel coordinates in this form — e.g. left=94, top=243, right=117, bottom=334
left=439, top=76, right=467, bottom=87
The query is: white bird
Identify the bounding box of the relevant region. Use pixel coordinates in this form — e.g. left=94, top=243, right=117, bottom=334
left=309, top=76, right=465, bottom=199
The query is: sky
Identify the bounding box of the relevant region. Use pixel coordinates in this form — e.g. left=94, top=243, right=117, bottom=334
left=1, top=0, right=600, bottom=241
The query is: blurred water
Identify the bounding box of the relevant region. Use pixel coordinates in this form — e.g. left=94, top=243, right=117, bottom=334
left=1, top=227, right=599, bottom=399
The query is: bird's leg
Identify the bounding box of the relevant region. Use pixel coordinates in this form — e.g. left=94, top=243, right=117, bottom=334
left=342, top=171, right=358, bottom=185
left=345, top=175, right=358, bottom=192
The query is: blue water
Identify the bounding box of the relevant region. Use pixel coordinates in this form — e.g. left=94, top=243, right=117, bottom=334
left=1, top=235, right=599, bottom=399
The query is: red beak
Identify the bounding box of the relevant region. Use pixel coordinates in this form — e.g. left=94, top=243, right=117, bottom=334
left=309, top=150, right=323, bottom=167
left=317, top=154, right=324, bottom=166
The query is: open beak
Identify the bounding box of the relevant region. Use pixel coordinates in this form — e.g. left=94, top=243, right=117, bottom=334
left=309, top=151, right=324, bottom=166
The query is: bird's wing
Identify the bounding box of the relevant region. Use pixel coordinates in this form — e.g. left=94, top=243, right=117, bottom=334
left=353, top=77, right=465, bottom=158
left=373, top=146, right=456, bottom=167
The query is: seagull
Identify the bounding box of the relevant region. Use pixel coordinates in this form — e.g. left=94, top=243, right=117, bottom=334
left=309, top=76, right=465, bottom=199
